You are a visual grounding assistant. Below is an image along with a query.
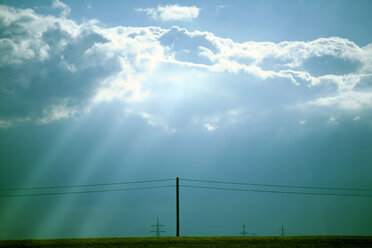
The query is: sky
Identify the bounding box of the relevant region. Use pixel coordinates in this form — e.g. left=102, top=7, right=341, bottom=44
left=0, top=0, right=372, bottom=239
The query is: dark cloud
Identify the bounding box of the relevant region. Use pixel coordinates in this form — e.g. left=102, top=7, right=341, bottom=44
left=0, top=6, right=121, bottom=123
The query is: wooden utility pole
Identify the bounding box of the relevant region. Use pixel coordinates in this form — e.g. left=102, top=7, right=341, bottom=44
left=176, top=177, right=180, bottom=237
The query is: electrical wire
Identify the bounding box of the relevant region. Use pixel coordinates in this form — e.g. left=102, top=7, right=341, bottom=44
left=0, top=185, right=175, bottom=198
left=181, top=178, right=372, bottom=192
left=180, top=184, right=372, bottom=197
left=2, top=178, right=371, bottom=198
left=0, top=179, right=174, bottom=192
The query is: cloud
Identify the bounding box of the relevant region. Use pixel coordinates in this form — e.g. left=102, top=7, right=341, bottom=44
left=156, top=27, right=371, bottom=91
left=0, top=120, right=12, bottom=129
left=216, top=5, right=227, bottom=13
left=156, top=28, right=372, bottom=112
left=124, top=110, right=176, bottom=133
left=0, top=4, right=120, bottom=125
left=328, top=115, right=338, bottom=124
left=139, top=112, right=176, bottom=133
left=52, top=0, right=71, bottom=17
left=0, top=4, right=168, bottom=126
left=192, top=109, right=250, bottom=132
left=37, top=101, right=77, bottom=124
left=137, top=5, right=200, bottom=21
left=308, top=91, right=372, bottom=110
left=204, top=123, right=216, bottom=132
left=1, top=3, right=372, bottom=130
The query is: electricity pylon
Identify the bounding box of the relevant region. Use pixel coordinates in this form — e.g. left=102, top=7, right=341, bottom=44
left=240, top=224, right=255, bottom=236
left=151, top=217, right=166, bottom=237
left=280, top=225, right=286, bottom=236
left=240, top=224, right=248, bottom=236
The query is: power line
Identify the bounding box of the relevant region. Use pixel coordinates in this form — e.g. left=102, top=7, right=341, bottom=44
left=4, top=177, right=370, bottom=193
left=181, top=178, right=372, bottom=192
left=0, top=185, right=174, bottom=198
left=2, top=178, right=372, bottom=198
left=180, top=185, right=372, bottom=197
left=0, top=179, right=174, bottom=192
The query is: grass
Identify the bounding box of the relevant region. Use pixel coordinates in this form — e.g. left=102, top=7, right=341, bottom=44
left=0, top=236, right=372, bottom=248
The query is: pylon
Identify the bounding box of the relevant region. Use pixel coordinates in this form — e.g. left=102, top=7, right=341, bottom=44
left=240, top=224, right=248, bottom=236
left=151, top=217, right=166, bottom=237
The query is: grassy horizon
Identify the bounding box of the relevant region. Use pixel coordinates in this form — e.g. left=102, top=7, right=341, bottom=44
left=1, top=236, right=372, bottom=248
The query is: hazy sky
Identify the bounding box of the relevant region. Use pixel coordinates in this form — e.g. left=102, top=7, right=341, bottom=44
left=1, top=0, right=372, bottom=239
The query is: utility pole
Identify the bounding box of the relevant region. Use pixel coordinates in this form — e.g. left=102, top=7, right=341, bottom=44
left=151, top=217, right=166, bottom=237
left=240, top=224, right=248, bottom=236
left=281, top=225, right=286, bottom=236
left=176, top=177, right=180, bottom=237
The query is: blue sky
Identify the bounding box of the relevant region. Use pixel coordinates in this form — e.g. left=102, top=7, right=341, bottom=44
left=0, top=0, right=372, bottom=239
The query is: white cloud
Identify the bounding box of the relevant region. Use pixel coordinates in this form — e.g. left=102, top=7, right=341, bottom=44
left=37, top=103, right=77, bottom=124
left=216, top=5, right=227, bottom=12
left=0, top=120, right=12, bottom=129
left=139, top=112, right=176, bottom=133
left=1, top=3, right=372, bottom=131
left=328, top=115, right=338, bottom=124
left=59, top=60, right=77, bottom=73
left=204, top=123, right=217, bottom=132
left=308, top=91, right=372, bottom=110
left=315, top=74, right=369, bottom=91
left=0, top=4, right=79, bottom=66
left=0, top=5, right=168, bottom=125
left=137, top=5, right=200, bottom=21
left=157, top=27, right=370, bottom=91
left=195, top=109, right=250, bottom=132
left=52, top=0, right=71, bottom=17
left=0, top=4, right=113, bottom=124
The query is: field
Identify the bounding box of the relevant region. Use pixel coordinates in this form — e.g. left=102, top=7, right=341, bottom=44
left=1, top=236, right=372, bottom=248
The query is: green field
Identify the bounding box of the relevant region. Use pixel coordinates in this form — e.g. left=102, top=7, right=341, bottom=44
left=1, top=236, right=372, bottom=248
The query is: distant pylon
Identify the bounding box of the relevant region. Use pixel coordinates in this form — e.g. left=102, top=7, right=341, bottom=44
left=280, top=225, right=286, bottom=236
left=240, top=224, right=255, bottom=236
left=240, top=224, right=248, bottom=236
left=151, top=217, right=166, bottom=237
